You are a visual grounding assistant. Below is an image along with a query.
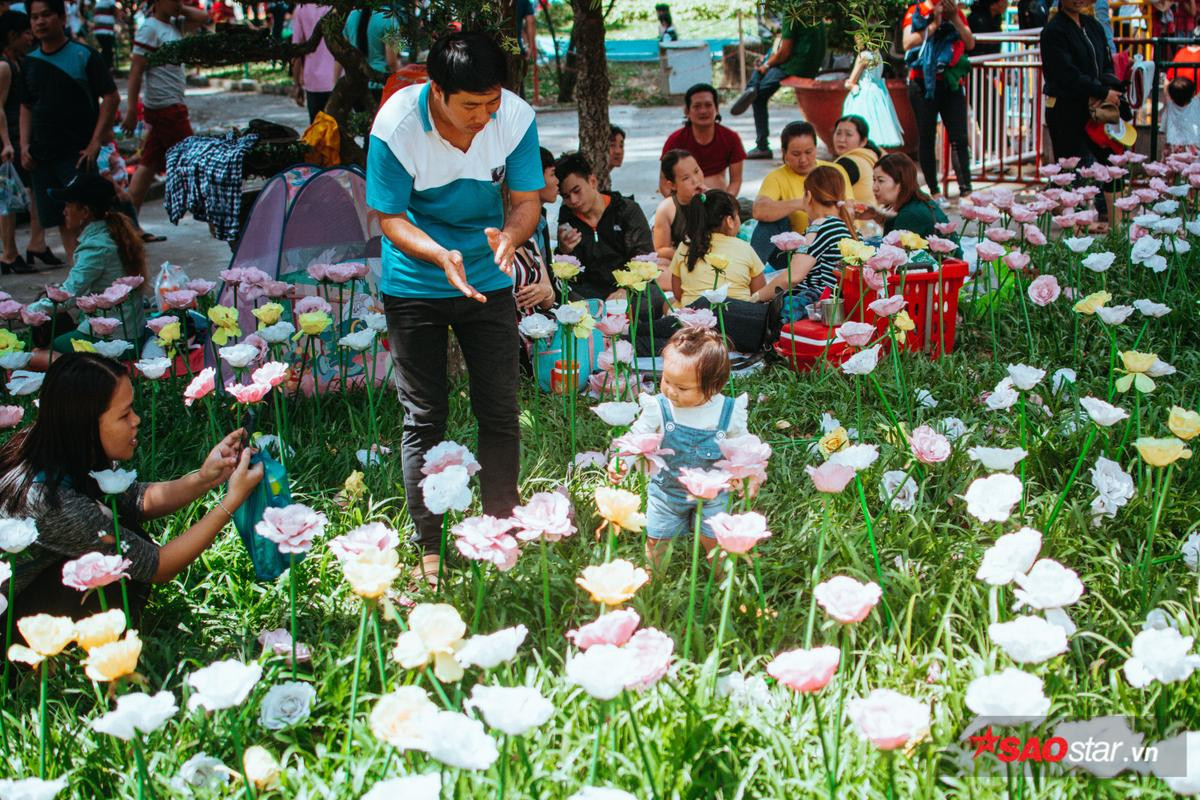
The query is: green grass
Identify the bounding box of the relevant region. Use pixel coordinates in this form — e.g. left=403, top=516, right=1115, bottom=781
left=1, top=204, right=1199, bottom=797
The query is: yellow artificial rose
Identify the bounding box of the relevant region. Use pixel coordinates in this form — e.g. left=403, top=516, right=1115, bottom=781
left=573, top=313, right=596, bottom=340
left=838, top=239, right=876, bottom=266
left=576, top=559, right=650, bottom=606
left=629, top=260, right=661, bottom=282
left=707, top=254, right=730, bottom=273
left=7, top=644, right=45, bottom=667
left=369, top=687, right=436, bottom=748
left=551, top=259, right=583, bottom=281
left=898, top=231, right=929, bottom=251
left=594, top=487, right=647, bottom=532
left=243, top=746, right=280, bottom=791
left=894, top=310, right=916, bottom=332
left=0, top=329, right=24, bottom=353
left=1168, top=406, right=1200, bottom=441
left=75, top=609, right=126, bottom=652
left=817, top=426, right=849, bottom=459
left=1134, top=436, right=1192, bottom=467
left=207, top=305, right=242, bottom=346
left=84, top=630, right=142, bottom=682
left=72, top=339, right=98, bottom=353
left=612, top=269, right=648, bottom=292
left=1115, top=351, right=1159, bottom=394
left=392, top=603, right=466, bottom=683
left=156, top=321, right=181, bottom=346
left=342, top=470, right=366, bottom=501
left=252, top=302, right=284, bottom=328
left=1072, top=290, right=1112, bottom=315
left=17, top=614, right=76, bottom=657
left=294, top=311, right=333, bottom=340
left=342, top=547, right=400, bottom=599
left=1120, top=351, right=1158, bottom=373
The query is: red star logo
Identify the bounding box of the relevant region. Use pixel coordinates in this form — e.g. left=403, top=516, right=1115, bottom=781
left=970, top=726, right=999, bottom=758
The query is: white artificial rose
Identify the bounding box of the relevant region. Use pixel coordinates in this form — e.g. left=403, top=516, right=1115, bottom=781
left=186, top=659, right=263, bottom=712
left=965, top=668, right=1050, bottom=720
left=987, top=616, right=1069, bottom=664
left=91, top=691, right=178, bottom=740
left=455, top=625, right=527, bottom=670
left=258, top=680, right=316, bottom=730
left=976, top=527, right=1042, bottom=586
left=465, top=684, right=555, bottom=736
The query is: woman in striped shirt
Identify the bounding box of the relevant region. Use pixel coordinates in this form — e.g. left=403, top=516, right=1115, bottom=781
left=753, top=165, right=856, bottom=307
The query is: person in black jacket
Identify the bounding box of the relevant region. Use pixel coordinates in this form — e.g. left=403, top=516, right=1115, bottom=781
left=554, top=151, right=656, bottom=301
left=1039, top=0, right=1123, bottom=218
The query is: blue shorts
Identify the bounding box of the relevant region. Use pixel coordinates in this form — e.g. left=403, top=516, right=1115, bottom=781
left=645, top=487, right=731, bottom=541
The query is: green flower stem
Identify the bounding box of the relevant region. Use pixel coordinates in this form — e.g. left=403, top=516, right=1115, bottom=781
left=586, top=701, right=608, bottom=784
left=804, top=500, right=831, bottom=649
left=832, top=628, right=848, bottom=794
left=497, top=734, right=509, bottom=800
left=109, top=496, right=133, bottom=627
left=867, top=374, right=921, bottom=481
left=370, top=612, right=388, bottom=692
left=230, top=708, right=256, bottom=800
left=622, top=690, right=659, bottom=800
left=696, top=554, right=719, bottom=642
left=342, top=601, right=370, bottom=767
left=437, top=515, right=450, bottom=597
left=1141, top=466, right=1174, bottom=612
left=1044, top=426, right=1098, bottom=530
left=1019, top=394, right=1028, bottom=515
left=716, top=303, right=734, bottom=397
left=711, top=553, right=737, bottom=691
left=539, top=538, right=553, bottom=652
left=149, top=381, right=157, bottom=474
left=647, top=289, right=658, bottom=383
left=682, top=498, right=706, bottom=661
left=1115, top=391, right=1142, bottom=457
left=1105, top=329, right=1119, bottom=400
left=470, top=561, right=486, bottom=633
left=1013, top=269, right=1035, bottom=358
left=886, top=750, right=896, bottom=799
left=288, top=554, right=298, bottom=680
left=568, top=332, right=577, bottom=459
left=132, top=735, right=156, bottom=800
left=810, top=692, right=835, bottom=799
left=854, top=476, right=890, bottom=629
left=38, top=660, right=48, bottom=777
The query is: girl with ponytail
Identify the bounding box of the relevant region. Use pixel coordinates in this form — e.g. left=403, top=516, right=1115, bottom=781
left=667, top=189, right=766, bottom=307
left=752, top=165, right=857, bottom=307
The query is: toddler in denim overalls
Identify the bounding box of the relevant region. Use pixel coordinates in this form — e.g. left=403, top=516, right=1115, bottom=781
left=630, top=328, right=748, bottom=565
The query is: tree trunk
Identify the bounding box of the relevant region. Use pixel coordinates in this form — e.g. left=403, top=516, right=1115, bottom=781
left=319, top=10, right=385, bottom=167
left=569, top=0, right=610, bottom=187
left=557, top=27, right=577, bottom=103
left=494, top=0, right=529, bottom=95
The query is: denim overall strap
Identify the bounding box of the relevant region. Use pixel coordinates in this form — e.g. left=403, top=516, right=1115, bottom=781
left=715, top=394, right=735, bottom=434
left=657, top=394, right=676, bottom=430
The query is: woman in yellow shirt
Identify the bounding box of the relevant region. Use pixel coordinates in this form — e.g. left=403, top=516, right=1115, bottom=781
left=669, top=190, right=766, bottom=306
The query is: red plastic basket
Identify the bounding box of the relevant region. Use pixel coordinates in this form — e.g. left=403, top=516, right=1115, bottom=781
left=773, top=319, right=851, bottom=373
left=840, top=259, right=969, bottom=359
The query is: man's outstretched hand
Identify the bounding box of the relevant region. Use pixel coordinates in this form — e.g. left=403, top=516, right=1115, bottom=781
left=439, top=248, right=486, bottom=302
left=485, top=227, right=516, bottom=275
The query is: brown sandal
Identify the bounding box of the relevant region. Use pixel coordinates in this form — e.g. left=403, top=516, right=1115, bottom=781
left=407, top=554, right=441, bottom=591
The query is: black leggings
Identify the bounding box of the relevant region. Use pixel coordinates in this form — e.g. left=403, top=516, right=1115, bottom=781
left=908, top=80, right=972, bottom=195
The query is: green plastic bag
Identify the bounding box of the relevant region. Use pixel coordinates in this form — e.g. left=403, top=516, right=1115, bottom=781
left=232, top=450, right=300, bottom=580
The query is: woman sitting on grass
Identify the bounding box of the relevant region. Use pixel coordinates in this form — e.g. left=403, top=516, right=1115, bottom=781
left=0, top=353, right=262, bottom=627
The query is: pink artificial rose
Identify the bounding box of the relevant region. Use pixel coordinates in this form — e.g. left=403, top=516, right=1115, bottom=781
left=227, top=381, right=272, bottom=404
left=101, top=284, right=132, bottom=306
left=1144, top=162, right=1169, bottom=177
left=510, top=491, right=576, bottom=542
left=0, top=299, right=24, bottom=320
left=805, top=461, right=856, bottom=494
left=324, top=264, right=360, bottom=283
left=263, top=280, right=292, bottom=298
left=1057, top=190, right=1082, bottom=208
left=926, top=235, right=958, bottom=255
left=566, top=608, right=641, bottom=650
left=453, top=514, right=520, bottom=571
left=770, top=231, right=806, bottom=251
left=1133, top=188, right=1159, bottom=204
left=984, top=227, right=1016, bottom=244
left=307, top=263, right=331, bottom=282
left=814, top=575, right=882, bottom=623
left=1050, top=173, right=1075, bottom=186
left=707, top=511, right=771, bottom=554
left=146, top=315, right=179, bottom=335
left=0, top=405, right=24, bottom=429
left=596, top=349, right=616, bottom=374
left=1003, top=251, right=1031, bottom=271
left=164, top=289, right=198, bottom=309
left=237, top=282, right=266, bottom=303
left=256, top=503, right=328, bottom=554
left=257, top=628, right=312, bottom=663
left=862, top=266, right=887, bottom=293
left=973, top=205, right=1002, bottom=224
left=836, top=321, right=876, bottom=347
left=959, top=204, right=980, bottom=222
left=714, top=434, right=772, bottom=494
left=975, top=240, right=1006, bottom=262
left=847, top=689, right=930, bottom=750
left=677, top=467, right=732, bottom=500
left=909, top=424, right=951, bottom=464
left=596, top=314, right=629, bottom=338
left=1058, top=157, right=1081, bottom=169
left=612, top=431, right=675, bottom=477
left=574, top=451, right=607, bottom=470
left=867, top=244, right=907, bottom=272
left=88, top=317, right=122, bottom=337
left=328, top=522, right=400, bottom=561
left=239, top=267, right=271, bottom=285
left=294, top=295, right=332, bottom=315
left=219, top=267, right=248, bottom=283
left=1040, top=164, right=1062, bottom=176
left=1022, top=224, right=1048, bottom=247
left=251, top=361, right=289, bottom=387
left=623, top=627, right=674, bottom=691
left=422, top=440, right=481, bottom=477
left=933, top=221, right=959, bottom=236
left=1026, top=274, right=1060, bottom=306
left=868, top=295, right=906, bottom=316
left=20, top=308, right=50, bottom=326
left=61, top=552, right=131, bottom=591
left=44, top=285, right=71, bottom=303
left=115, top=275, right=145, bottom=289
left=186, top=279, right=217, bottom=296
left=242, top=333, right=269, bottom=363
left=1008, top=204, right=1036, bottom=224
left=183, top=367, right=216, bottom=407
left=989, top=188, right=1014, bottom=209
left=672, top=307, right=717, bottom=330
left=1052, top=212, right=1079, bottom=230
left=767, top=646, right=840, bottom=693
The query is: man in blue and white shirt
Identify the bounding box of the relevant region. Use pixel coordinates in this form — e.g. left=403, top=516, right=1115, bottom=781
left=366, top=31, right=543, bottom=587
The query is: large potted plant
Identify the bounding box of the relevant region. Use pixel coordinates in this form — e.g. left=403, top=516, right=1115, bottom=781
left=768, top=0, right=917, bottom=156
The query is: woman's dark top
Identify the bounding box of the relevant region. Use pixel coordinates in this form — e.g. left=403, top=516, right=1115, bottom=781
left=3, top=470, right=159, bottom=598
left=1040, top=12, right=1121, bottom=117
left=885, top=196, right=951, bottom=238
left=2, top=55, right=21, bottom=148
left=669, top=195, right=688, bottom=248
